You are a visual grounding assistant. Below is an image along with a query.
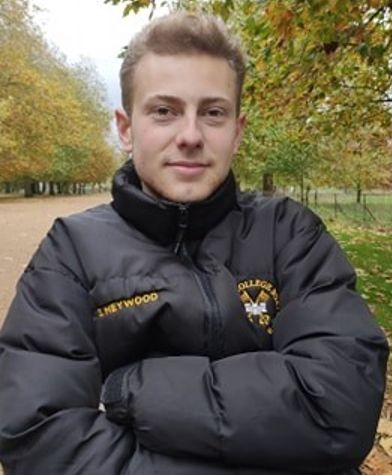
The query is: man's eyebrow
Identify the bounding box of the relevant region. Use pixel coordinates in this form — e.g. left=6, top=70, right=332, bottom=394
left=144, top=94, right=183, bottom=105
left=144, top=94, right=232, bottom=106
left=200, top=96, right=232, bottom=106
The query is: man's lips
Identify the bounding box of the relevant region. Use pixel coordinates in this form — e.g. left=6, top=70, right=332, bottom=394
left=167, top=161, right=208, bottom=168
left=166, top=161, right=209, bottom=176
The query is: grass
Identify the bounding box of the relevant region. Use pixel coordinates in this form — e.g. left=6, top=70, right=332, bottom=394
left=294, top=192, right=392, bottom=332
left=306, top=192, right=392, bottom=228
left=325, top=221, right=392, bottom=334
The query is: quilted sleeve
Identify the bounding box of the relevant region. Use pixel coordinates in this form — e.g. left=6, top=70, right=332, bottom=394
left=0, top=221, right=135, bottom=475
left=102, top=200, right=389, bottom=473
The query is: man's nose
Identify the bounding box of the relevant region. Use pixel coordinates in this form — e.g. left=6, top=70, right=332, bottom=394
left=175, top=115, right=203, bottom=150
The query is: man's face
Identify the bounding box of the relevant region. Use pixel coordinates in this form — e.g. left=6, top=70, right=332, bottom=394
left=116, top=53, right=246, bottom=202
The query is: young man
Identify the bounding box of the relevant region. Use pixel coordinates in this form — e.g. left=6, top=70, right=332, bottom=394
left=0, top=11, right=388, bottom=475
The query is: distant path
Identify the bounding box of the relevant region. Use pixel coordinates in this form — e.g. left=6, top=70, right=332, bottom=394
left=0, top=193, right=111, bottom=327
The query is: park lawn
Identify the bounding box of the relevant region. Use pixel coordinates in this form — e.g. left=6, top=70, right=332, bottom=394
left=326, top=222, right=392, bottom=334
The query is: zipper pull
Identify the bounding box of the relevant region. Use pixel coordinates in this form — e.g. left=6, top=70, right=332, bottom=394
left=174, top=204, right=189, bottom=255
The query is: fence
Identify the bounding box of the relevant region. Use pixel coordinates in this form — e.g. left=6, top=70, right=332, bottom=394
left=288, top=191, right=392, bottom=229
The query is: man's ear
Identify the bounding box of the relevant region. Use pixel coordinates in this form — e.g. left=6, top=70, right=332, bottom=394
left=115, top=108, right=133, bottom=153
left=233, top=112, right=247, bottom=155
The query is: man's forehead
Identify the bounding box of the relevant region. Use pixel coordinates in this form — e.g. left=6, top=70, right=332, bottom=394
left=135, top=52, right=234, bottom=75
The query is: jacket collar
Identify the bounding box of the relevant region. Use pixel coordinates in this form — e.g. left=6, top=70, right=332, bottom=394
left=111, top=160, right=238, bottom=246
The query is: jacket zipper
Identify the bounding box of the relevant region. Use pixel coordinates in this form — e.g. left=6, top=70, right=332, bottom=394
left=174, top=204, right=223, bottom=360
left=173, top=204, right=189, bottom=255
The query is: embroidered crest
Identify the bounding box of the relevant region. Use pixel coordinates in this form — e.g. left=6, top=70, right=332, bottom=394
left=237, top=279, right=280, bottom=334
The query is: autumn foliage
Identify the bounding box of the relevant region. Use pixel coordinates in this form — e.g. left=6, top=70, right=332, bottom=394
left=0, top=0, right=119, bottom=195
left=106, top=0, right=392, bottom=197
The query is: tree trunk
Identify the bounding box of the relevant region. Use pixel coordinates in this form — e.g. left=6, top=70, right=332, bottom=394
left=23, top=181, right=35, bottom=198
left=305, top=185, right=311, bottom=206
left=262, top=173, right=274, bottom=196
left=49, top=182, right=56, bottom=195
left=356, top=183, right=362, bottom=203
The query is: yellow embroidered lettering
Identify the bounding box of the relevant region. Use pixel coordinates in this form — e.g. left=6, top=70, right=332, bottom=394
left=96, top=291, right=160, bottom=318
left=151, top=292, right=158, bottom=301
left=123, top=299, right=134, bottom=308
left=97, top=308, right=104, bottom=318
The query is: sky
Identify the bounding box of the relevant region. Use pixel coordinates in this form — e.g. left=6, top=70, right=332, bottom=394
left=33, top=0, right=163, bottom=109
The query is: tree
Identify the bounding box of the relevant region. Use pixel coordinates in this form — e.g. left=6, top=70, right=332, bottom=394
left=0, top=0, right=117, bottom=195
left=103, top=0, right=392, bottom=193
left=43, top=58, right=116, bottom=189
left=315, top=121, right=392, bottom=201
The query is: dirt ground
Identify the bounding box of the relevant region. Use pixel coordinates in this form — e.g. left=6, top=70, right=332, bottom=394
left=0, top=193, right=391, bottom=474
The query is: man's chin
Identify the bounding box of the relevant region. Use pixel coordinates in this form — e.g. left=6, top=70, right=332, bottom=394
left=140, top=175, right=222, bottom=203
left=163, top=191, right=211, bottom=204
left=149, top=186, right=213, bottom=204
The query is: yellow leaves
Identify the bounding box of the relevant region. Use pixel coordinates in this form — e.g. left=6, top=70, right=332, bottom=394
left=368, top=0, right=387, bottom=8
left=0, top=98, right=17, bottom=154
left=371, top=419, right=392, bottom=472
left=122, top=0, right=153, bottom=17
left=328, top=0, right=344, bottom=8
left=0, top=0, right=114, bottom=186
left=265, top=2, right=294, bottom=43
left=362, top=443, right=392, bottom=475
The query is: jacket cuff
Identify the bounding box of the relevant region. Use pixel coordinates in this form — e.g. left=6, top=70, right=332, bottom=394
left=101, top=364, right=135, bottom=425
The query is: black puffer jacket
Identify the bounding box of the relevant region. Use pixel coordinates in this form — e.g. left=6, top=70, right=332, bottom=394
left=0, top=161, right=388, bottom=475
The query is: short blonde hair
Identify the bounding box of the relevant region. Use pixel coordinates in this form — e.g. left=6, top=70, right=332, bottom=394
left=120, top=11, right=247, bottom=115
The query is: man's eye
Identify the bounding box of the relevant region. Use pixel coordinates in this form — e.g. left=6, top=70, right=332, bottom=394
left=203, top=108, right=227, bottom=124
left=153, top=106, right=176, bottom=119
left=207, top=108, right=224, bottom=117
left=156, top=106, right=170, bottom=116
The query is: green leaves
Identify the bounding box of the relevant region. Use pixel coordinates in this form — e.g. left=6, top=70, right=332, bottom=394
left=104, top=0, right=162, bottom=17
left=104, top=0, right=392, bottom=194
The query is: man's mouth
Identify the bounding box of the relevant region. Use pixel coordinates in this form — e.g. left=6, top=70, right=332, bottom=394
left=166, top=161, right=209, bottom=177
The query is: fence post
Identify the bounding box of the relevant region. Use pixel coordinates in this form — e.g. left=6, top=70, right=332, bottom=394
left=362, top=193, right=377, bottom=223
left=363, top=194, right=366, bottom=222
